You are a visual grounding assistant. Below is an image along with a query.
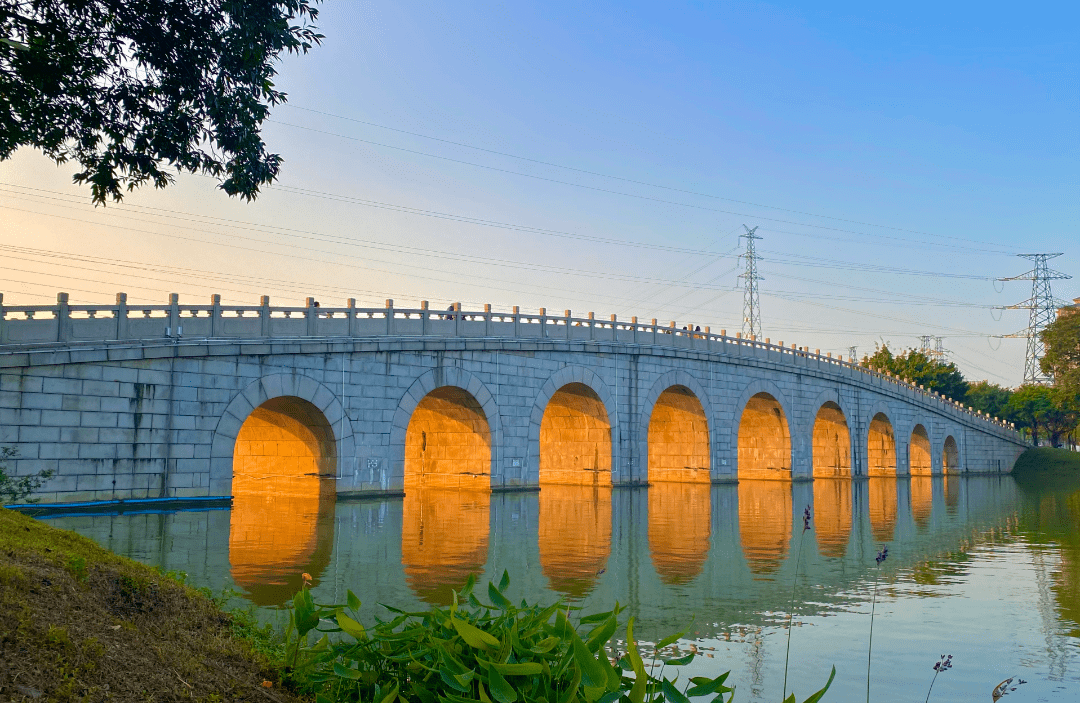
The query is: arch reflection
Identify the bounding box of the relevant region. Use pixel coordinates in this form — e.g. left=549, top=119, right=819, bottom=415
left=649, top=482, right=711, bottom=584
left=229, top=396, right=337, bottom=606
left=813, top=479, right=852, bottom=558
left=738, top=479, right=792, bottom=575
left=538, top=485, right=611, bottom=596
left=867, top=478, right=898, bottom=542
left=911, top=476, right=933, bottom=530
left=402, top=487, right=490, bottom=604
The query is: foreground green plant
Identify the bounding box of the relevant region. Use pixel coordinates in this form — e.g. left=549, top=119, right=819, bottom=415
left=283, top=572, right=835, bottom=703
left=0, top=447, right=54, bottom=504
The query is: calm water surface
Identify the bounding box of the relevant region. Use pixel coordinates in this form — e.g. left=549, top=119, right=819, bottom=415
left=43, top=475, right=1080, bottom=702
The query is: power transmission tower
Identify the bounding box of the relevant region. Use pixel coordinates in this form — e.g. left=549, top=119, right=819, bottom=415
left=738, top=225, right=762, bottom=338
left=918, top=335, right=945, bottom=360
left=998, top=253, right=1072, bottom=385
left=848, top=345, right=858, bottom=362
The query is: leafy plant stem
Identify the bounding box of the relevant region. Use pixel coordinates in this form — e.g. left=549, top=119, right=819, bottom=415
left=782, top=528, right=807, bottom=699
left=866, top=564, right=881, bottom=703
left=924, top=669, right=940, bottom=703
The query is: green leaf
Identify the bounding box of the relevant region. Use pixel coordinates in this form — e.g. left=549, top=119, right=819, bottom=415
left=347, top=589, right=361, bottom=612
left=439, top=667, right=473, bottom=693
left=663, top=654, right=695, bottom=666
left=499, top=570, right=511, bottom=591
left=686, top=672, right=731, bottom=697
left=661, top=678, right=691, bottom=703
left=451, top=616, right=501, bottom=650
left=487, top=664, right=519, bottom=703
left=572, top=631, right=609, bottom=689
left=655, top=617, right=694, bottom=649
left=377, top=681, right=400, bottom=703
left=489, top=581, right=513, bottom=610
left=337, top=612, right=367, bottom=641
left=489, top=662, right=544, bottom=676
left=625, top=619, right=647, bottom=703
left=799, top=666, right=836, bottom=703
left=586, top=614, right=617, bottom=653
left=558, top=660, right=582, bottom=703
left=333, top=662, right=364, bottom=680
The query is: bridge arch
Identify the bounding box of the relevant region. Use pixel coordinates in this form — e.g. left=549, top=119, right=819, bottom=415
left=808, top=389, right=854, bottom=478
left=942, top=434, right=961, bottom=473
left=529, top=366, right=616, bottom=486
left=391, top=368, right=501, bottom=489
left=909, top=423, right=933, bottom=475
left=639, top=370, right=713, bottom=483
left=863, top=402, right=897, bottom=477
left=731, top=379, right=794, bottom=479
left=210, top=373, right=353, bottom=495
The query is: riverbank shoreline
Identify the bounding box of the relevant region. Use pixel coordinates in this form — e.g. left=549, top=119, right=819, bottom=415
left=0, top=506, right=303, bottom=702
left=1011, top=447, right=1080, bottom=487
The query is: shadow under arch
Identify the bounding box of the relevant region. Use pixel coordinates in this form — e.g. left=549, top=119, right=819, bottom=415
left=538, top=484, right=611, bottom=597
left=402, top=486, right=490, bottom=604
left=649, top=482, right=711, bottom=584
left=910, top=424, right=932, bottom=475
left=404, top=386, right=492, bottom=491
left=647, top=385, right=710, bottom=483
left=228, top=396, right=337, bottom=606
left=943, top=435, right=960, bottom=473
left=539, top=383, right=612, bottom=486
left=812, top=401, right=852, bottom=478
left=867, top=412, right=897, bottom=476
left=737, top=392, right=792, bottom=479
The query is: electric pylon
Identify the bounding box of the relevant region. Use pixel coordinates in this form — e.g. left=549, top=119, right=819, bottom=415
left=918, top=335, right=945, bottom=361
left=738, top=225, right=762, bottom=339
left=998, top=253, right=1072, bottom=385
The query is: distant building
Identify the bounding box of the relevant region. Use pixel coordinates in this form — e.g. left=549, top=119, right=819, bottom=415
left=1058, top=297, right=1080, bottom=319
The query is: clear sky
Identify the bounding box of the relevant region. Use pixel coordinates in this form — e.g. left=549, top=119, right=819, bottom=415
left=1, top=1, right=1077, bottom=387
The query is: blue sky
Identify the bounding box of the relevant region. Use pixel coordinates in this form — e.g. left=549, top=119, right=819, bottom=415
left=0, top=1, right=1076, bottom=385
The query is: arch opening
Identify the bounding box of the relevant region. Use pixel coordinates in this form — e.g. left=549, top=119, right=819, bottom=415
left=540, top=383, right=612, bottom=486
left=405, top=386, right=491, bottom=490
left=737, top=392, right=792, bottom=479
left=812, top=401, right=852, bottom=478
left=539, top=485, right=611, bottom=596
left=647, top=385, right=710, bottom=483
left=738, top=480, right=792, bottom=575
left=867, top=412, right=897, bottom=476
left=229, top=396, right=337, bottom=606
left=910, top=424, right=932, bottom=476
left=943, top=435, right=959, bottom=474
left=649, top=482, right=711, bottom=584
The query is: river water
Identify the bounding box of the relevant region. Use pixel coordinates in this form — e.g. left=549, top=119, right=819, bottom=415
left=41, top=475, right=1079, bottom=702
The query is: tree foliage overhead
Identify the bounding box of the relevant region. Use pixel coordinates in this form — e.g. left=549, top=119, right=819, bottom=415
left=1, top=0, right=322, bottom=204
left=966, top=380, right=1013, bottom=420
left=1041, top=309, right=1080, bottom=394
left=862, top=344, right=969, bottom=403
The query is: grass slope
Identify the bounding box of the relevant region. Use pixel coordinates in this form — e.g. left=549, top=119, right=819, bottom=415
left=0, top=507, right=304, bottom=702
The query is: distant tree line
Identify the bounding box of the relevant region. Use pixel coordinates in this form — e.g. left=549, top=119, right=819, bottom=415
left=862, top=311, right=1080, bottom=448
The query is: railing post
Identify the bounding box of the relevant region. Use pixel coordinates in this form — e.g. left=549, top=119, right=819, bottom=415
left=210, top=294, right=222, bottom=337
left=565, top=309, right=572, bottom=340
left=385, top=299, right=394, bottom=335
left=539, top=308, right=547, bottom=338
left=705, top=326, right=711, bottom=351
left=652, top=318, right=658, bottom=346
left=484, top=304, right=492, bottom=337
left=260, top=295, right=270, bottom=337
left=168, top=293, right=180, bottom=338
left=0, top=293, right=5, bottom=344
left=631, top=316, right=638, bottom=344
left=116, top=293, right=128, bottom=340
left=454, top=302, right=462, bottom=336
left=56, top=292, right=70, bottom=342
left=419, top=300, right=427, bottom=336
left=513, top=306, right=520, bottom=338
left=588, top=311, right=595, bottom=340
left=610, top=313, right=617, bottom=342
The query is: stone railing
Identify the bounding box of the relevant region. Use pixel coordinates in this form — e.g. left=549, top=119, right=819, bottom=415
left=0, top=293, right=1019, bottom=434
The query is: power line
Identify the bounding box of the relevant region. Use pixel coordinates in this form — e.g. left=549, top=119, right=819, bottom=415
left=280, top=104, right=1021, bottom=254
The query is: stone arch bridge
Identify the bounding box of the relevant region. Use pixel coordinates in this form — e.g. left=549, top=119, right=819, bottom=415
left=0, top=294, right=1026, bottom=504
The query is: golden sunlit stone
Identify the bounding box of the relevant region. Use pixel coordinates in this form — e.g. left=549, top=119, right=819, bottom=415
left=229, top=396, right=337, bottom=606
left=813, top=478, right=852, bottom=558
left=648, top=482, right=711, bottom=584
left=647, top=386, right=710, bottom=483
left=911, top=476, right=933, bottom=530
left=910, top=425, right=932, bottom=475
left=538, top=484, right=611, bottom=596
left=539, top=383, right=612, bottom=486
left=812, top=402, right=851, bottom=477
left=867, top=413, right=897, bottom=476
left=402, top=487, right=490, bottom=604
left=738, top=479, right=791, bottom=575
left=737, top=393, right=791, bottom=479
left=405, top=387, right=491, bottom=489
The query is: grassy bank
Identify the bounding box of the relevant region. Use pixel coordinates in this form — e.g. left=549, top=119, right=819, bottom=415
left=1011, top=447, right=1080, bottom=491
left=0, top=506, right=302, bottom=702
